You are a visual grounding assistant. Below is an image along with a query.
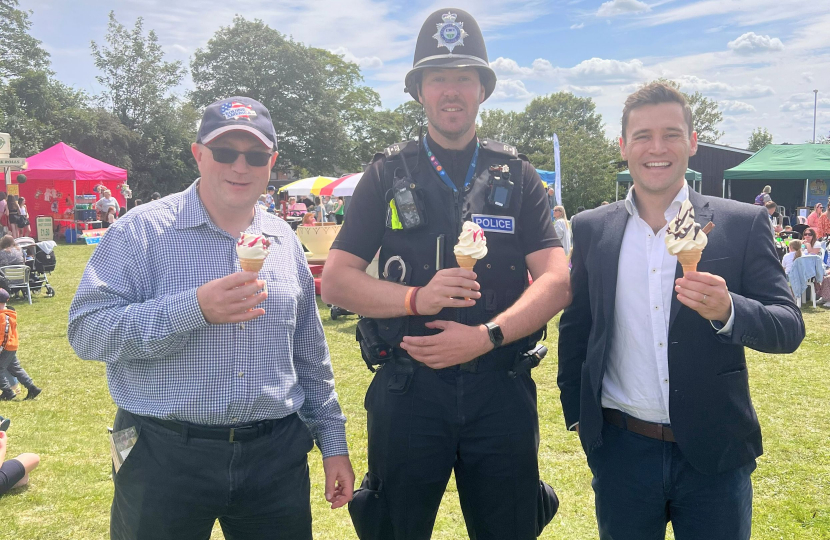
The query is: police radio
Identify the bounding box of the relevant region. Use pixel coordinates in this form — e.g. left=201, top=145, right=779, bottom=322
left=488, top=164, right=514, bottom=208
left=392, top=178, right=427, bottom=231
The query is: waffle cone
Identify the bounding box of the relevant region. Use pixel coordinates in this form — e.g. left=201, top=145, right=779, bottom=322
left=455, top=254, right=478, bottom=272
left=239, top=257, right=265, bottom=273
left=676, top=249, right=703, bottom=275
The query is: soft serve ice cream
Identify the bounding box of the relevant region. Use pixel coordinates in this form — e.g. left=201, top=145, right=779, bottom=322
left=665, top=199, right=710, bottom=274
left=237, top=233, right=271, bottom=272
left=454, top=221, right=488, bottom=270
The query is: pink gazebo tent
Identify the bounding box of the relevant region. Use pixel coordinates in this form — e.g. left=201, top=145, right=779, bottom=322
left=10, top=142, right=128, bottom=221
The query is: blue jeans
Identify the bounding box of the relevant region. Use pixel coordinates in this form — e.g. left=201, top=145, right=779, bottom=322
left=0, top=350, right=32, bottom=390
left=110, top=409, right=315, bottom=540
left=587, top=420, right=755, bottom=540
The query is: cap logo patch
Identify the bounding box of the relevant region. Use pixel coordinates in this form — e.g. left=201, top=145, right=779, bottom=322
left=433, top=11, right=468, bottom=53
left=220, top=101, right=257, bottom=121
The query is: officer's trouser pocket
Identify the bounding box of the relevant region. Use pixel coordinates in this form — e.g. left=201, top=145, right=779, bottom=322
left=348, top=472, right=394, bottom=540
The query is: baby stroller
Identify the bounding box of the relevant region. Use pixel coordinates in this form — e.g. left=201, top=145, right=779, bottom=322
left=15, top=237, right=56, bottom=298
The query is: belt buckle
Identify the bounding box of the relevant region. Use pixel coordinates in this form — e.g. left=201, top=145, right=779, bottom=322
left=229, top=428, right=235, bottom=443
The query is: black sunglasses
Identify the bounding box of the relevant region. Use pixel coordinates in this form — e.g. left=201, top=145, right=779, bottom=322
left=207, top=147, right=273, bottom=167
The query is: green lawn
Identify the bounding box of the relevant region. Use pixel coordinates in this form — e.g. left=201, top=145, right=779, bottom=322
left=2, top=243, right=828, bottom=539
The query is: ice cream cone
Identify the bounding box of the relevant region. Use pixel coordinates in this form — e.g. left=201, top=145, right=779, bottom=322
left=239, top=257, right=265, bottom=273
left=455, top=254, right=478, bottom=300
left=455, top=254, right=478, bottom=272
left=676, top=249, right=702, bottom=275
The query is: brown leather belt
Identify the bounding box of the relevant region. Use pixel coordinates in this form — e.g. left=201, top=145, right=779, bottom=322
left=602, top=408, right=676, bottom=442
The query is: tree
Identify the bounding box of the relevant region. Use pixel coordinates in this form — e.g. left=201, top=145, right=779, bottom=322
left=747, top=127, right=773, bottom=152
left=91, top=12, right=186, bottom=132
left=191, top=17, right=379, bottom=175
left=652, top=79, right=724, bottom=143
left=477, top=92, right=618, bottom=214
left=0, top=0, right=50, bottom=79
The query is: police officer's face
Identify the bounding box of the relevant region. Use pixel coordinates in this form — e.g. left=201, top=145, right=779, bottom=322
left=419, top=68, right=485, bottom=145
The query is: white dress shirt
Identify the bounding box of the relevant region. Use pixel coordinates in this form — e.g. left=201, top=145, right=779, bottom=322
left=600, top=184, right=734, bottom=424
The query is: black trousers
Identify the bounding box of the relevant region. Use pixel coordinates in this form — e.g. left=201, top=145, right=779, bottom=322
left=110, top=409, right=314, bottom=540
left=364, top=361, right=541, bottom=540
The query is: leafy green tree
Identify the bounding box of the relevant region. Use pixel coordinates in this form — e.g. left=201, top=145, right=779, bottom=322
left=191, top=17, right=378, bottom=175
left=91, top=12, right=186, bottom=131
left=0, top=0, right=50, bottom=79
left=477, top=92, right=618, bottom=213
left=652, top=79, right=724, bottom=143
left=747, top=127, right=773, bottom=152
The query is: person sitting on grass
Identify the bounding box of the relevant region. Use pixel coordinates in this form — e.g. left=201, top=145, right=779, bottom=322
left=0, top=429, right=40, bottom=495
left=0, top=288, right=41, bottom=401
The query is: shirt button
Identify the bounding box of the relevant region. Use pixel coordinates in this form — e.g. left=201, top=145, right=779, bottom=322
left=663, top=379, right=669, bottom=383
left=231, top=417, right=239, bottom=423
left=238, top=372, right=244, bottom=378
left=651, top=268, right=657, bottom=273
left=238, top=323, right=245, bottom=330
left=658, top=342, right=664, bottom=347
left=654, top=306, right=659, bottom=311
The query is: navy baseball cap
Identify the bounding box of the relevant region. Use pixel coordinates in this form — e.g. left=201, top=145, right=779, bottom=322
left=197, top=97, right=278, bottom=150
left=0, top=289, right=9, bottom=303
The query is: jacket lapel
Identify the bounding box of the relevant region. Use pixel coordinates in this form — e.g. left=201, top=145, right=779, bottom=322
left=601, top=205, right=630, bottom=330
left=669, top=189, right=714, bottom=329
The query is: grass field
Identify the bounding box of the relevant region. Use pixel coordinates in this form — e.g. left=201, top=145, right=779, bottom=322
left=2, top=243, right=828, bottom=539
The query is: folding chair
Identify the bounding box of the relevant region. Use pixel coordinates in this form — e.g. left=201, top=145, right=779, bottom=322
left=0, top=265, right=32, bottom=305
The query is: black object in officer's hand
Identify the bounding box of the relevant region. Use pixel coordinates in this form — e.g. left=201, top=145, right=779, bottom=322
left=488, top=165, right=514, bottom=208
left=509, top=344, right=547, bottom=378
left=356, top=318, right=393, bottom=372
left=392, top=180, right=427, bottom=231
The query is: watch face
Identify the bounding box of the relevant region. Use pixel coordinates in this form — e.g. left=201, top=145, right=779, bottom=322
left=487, top=323, right=503, bottom=345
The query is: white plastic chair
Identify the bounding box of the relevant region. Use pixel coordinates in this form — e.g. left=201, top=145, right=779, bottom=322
left=1, top=265, right=32, bottom=305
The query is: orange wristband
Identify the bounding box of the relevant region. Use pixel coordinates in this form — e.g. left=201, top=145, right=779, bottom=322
left=410, top=287, right=422, bottom=316
left=404, top=287, right=416, bottom=316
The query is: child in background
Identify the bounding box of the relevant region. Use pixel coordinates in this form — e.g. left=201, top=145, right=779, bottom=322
left=781, top=239, right=802, bottom=275
left=17, top=197, right=31, bottom=238
left=301, top=212, right=317, bottom=226
left=106, top=207, right=116, bottom=226
left=0, top=289, right=41, bottom=401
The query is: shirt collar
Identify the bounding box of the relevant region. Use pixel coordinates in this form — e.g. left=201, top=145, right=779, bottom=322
left=625, top=182, right=689, bottom=221
left=175, top=179, right=282, bottom=238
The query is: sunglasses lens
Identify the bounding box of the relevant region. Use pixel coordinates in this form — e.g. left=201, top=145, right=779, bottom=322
left=210, top=148, right=238, bottom=164
left=245, top=152, right=271, bottom=167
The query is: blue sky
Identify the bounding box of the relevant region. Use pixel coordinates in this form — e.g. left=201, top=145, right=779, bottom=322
left=21, top=0, right=830, bottom=148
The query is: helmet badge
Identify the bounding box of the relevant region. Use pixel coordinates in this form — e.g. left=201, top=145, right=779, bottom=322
left=433, top=11, right=469, bottom=54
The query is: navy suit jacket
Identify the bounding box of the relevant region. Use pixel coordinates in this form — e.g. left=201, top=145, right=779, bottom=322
left=557, top=189, right=805, bottom=475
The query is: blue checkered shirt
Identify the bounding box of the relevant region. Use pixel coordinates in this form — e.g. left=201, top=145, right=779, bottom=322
left=68, top=181, right=348, bottom=458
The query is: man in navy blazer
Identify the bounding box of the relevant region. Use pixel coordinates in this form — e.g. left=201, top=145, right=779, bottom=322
left=558, top=82, right=804, bottom=540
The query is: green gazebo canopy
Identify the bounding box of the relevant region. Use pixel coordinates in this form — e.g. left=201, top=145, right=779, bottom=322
left=723, top=144, right=830, bottom=180
left=616, top=168, right=701, bottom=183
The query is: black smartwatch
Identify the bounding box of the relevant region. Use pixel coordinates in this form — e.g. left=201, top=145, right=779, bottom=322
left=484, top=322, right=504, bottom=349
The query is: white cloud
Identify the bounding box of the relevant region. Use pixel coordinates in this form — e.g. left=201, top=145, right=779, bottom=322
left=330, top=47, right=383, bottom=70
left=596, top=0, right=650, bottom=17
left=674, top=75, right=774, bottom=99
left=727, top=32, right=784, bottom=55
left=719, top=100, right=756, bottom=115
left=491, top=79, right=534, bottom=100
left=562, top=85, right=603, bottom=96
left=568, top=58, right=651, bottom=84
left=640, top=0, right=828, bottom=28
left=570, top=23, right=585, bottom=29
left=780, top=94, right=830, bottom=112
left=802, top=72, right=814, bottom=83
left=490, top=57, right=557, bottom=79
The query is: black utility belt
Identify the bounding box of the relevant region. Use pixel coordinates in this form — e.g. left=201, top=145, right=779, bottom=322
left=393, top=346, right=521, bottom=374
left=147, top=414, right=294, bottom=443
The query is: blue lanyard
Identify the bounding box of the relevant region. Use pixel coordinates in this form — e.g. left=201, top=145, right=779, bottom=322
left=423, top=136, right=479, bottom=193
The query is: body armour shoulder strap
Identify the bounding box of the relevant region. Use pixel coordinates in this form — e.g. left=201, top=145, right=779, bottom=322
left=479, top=139, right=526, bottom=161
left=372, top=139, right=419, bottom=164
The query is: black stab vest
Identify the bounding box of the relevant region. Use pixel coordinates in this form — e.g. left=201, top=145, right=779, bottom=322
left=374, top=139, right=535, bottom=356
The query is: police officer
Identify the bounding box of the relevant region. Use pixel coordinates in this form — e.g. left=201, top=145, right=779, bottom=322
left=323, top=8, right=571, bottom=540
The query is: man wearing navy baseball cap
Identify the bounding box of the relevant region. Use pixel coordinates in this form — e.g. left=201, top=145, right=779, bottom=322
left=69, top=96, right=353, bottom=539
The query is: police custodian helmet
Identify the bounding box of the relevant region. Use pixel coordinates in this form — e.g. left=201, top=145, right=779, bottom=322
left=404, top=8, right=497, bottom=102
